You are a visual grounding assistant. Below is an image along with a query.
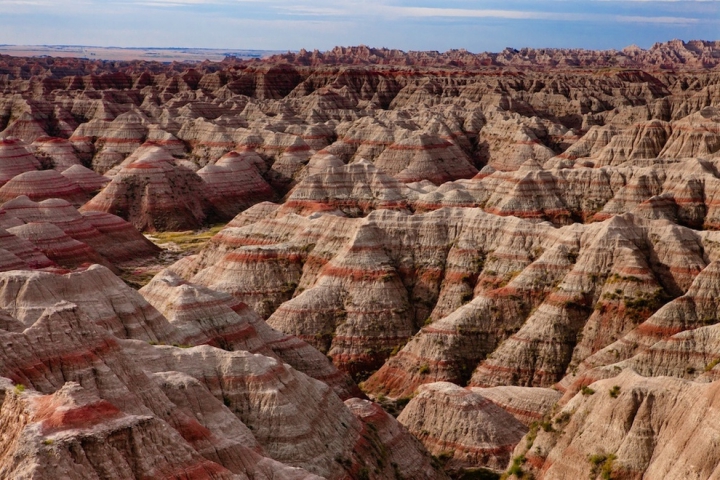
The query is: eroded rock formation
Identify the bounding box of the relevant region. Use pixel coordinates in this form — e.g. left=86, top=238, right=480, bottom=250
left=0, top=41, right=718, bottom=478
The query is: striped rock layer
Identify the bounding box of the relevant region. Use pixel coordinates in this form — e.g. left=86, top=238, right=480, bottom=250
left=168, top=207, right=720, bottom=401
left=513, top=370, right=720, bottom=480
left=0, top=270, right=444, bottom=479
left=397, top=382, right=528, bottom=472
left=0, top=44, right=718, bottom=479
left=0, top=196, right=159, bottom=268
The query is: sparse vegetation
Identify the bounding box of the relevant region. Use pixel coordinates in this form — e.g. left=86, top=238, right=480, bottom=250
left=432, top=450, right=455, bottom=469
left=607, top=273, right=642, bottom=284
left=334, top=454, right=352, bottom=469
left=357, top=466, right=370, bottom=480
left=588, top=453, right=617, bottom=479
left=147, top=223, right=227, bottom=253
left=555, top=411, right=572, bottom=426
left=418, top=364, right=430, bottom=375
left=540, top=420, right=555, bottom=432
left=581, top=386, right=596, bottom=396
left=14, top=384, right=25, bottom=394
left=502, top=455, right=526, bottom=479
left=119, top=269, right=158, bottom=289
left=395, top=395, right=413, bottom=409
left=525, top=422, right=539, bottom=450
left=705, top=358, right=720, bottom=372
left=454, top=468, right=502, bottom=480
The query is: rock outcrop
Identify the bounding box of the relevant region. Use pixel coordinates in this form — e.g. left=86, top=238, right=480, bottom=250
left=138, top=270, right=361, bottom=399
left=1, top=196, right=159, bottom=265
left=397, top=382, right=528, bottom=472
left=197, top=151, right=275, bottom=219
left=0, top=278, right=442, bottom=479
left=81, top=146, right=210, bottom=232
left=0, top=170, right=89, bottom=205
left=512, top=370, right=720, bottom=480
left=0, top=42, right=719, bottom=479
left=0, top=139, right=40, bottom=185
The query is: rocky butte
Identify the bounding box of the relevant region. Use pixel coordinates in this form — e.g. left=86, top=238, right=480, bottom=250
left=0, top=39, right=717, bottom=479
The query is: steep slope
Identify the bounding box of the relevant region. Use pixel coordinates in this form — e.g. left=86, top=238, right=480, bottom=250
left=81, top=146, right=210, bottom=232
left=397, top=382, right=528, bottom=472
left=511, top=370, right=720, bottom=480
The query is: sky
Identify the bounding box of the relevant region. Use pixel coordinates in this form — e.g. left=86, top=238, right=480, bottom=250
left=0, top=0, right=718, bottom=53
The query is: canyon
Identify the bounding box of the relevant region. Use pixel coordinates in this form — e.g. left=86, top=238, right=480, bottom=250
left=0, top=39, right=718, bottom=479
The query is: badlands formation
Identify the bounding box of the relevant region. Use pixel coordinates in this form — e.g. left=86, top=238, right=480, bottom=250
left=0, top=40, right=718, bottom=478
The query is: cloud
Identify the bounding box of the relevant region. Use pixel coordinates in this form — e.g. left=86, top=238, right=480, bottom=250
left=0, top=0, right=715, bottom=51
left=284, top=4, right=702, bottom=25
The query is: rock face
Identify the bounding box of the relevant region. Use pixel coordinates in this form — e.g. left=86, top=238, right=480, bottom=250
left=0, top=42, right=719, bottom=479
left=513, top=370, right=720, bottom=480
left=138, top=270, right=361, bottom=400
left=81, top=146, right=211, bottom=232
left=282, top=159, right=409, bottom=216
left=469, top=386, right=561, bottom=426
left=0, top=273, right=443, bottom=479
left=59, top=164, right=109, bottom=193
left=0, top=266, right=174, bottom=339
left=374, top=133, right=477, bottom=184
left=174, top=206, right=710, bottom=396
left=82, top=145, right=279, bottom=231
left=1, top=196, right=159, bottom=266
left=0, top=139, right=40, bottom=185
left=345, top=397, right=444, bottom=479
left=397, top=382, right=528, bottom=472
left=0, top=169, right=89, bottom=205
left=197, top=151, right=275, bottom=219
left=30, top=137, right=83, bottom=171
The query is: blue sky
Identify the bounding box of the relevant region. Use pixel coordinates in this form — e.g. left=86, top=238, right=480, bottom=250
left=0, top=0, right=718, bottom=52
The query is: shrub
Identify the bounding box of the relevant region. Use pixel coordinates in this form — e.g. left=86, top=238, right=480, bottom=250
left=581, top=386, right=595, bottom=396
left=589, top=453, right=617, bottom=480
left=436, top=450, right=454, bottom=462
left=555, top=411, right=571, bottom=425
left=395, top=395, right=413, bottom=409
left=540, top=421, right=555, bottom=432
left=418, top=364, right=430, bottom=375
left=609, top=385, right=621, bottom=398
left=705, top=358, right=720, bottom=372
left=506, top=455, right=526, bottom=478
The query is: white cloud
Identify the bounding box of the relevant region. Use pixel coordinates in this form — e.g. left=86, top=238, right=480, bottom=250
left=282, top=4, right=702, bottom=25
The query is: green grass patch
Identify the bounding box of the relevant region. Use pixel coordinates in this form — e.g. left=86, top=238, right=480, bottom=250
left=705, top=358, right=720, bottom=372
left=148, top=223, right=227, bottom=252
left=502, top=455, right=526, bottom=479
left=589, top=453, right=617, bottom=480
